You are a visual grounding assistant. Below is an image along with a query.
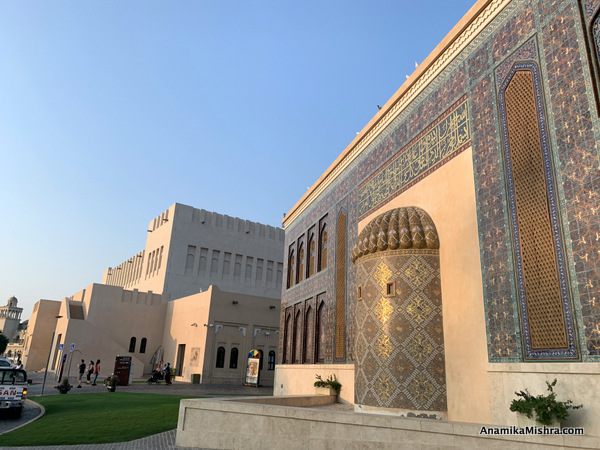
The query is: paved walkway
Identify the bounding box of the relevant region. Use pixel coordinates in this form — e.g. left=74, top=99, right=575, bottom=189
left=0, top=371, right=274, bottom=449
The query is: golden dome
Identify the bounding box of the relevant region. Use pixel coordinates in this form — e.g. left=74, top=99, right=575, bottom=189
left=351, top=207, right=439, bottom=263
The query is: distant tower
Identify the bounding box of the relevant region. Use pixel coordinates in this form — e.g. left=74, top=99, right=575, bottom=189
left=0, top=296, right=23, bottom=342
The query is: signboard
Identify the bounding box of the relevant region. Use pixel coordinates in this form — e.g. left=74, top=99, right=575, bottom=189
left=244, top=349, right=260, bottom=386
left=113, top=355, right=132, bottom=386
left=69, top=343, right=75, bottom=352
left=58, top=344, right=64, bottom=351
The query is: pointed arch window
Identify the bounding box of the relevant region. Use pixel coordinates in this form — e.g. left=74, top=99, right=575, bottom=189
left=297, top=242, right=305, bottom=283
left=283, top=312, right=292, bottom=364
left=287, top=248, right=296, bottom=288
left=293, top=310, right=302, bottom=364
left=308, top=232, right=316, bottom=278
left=304, top=306, right=314, bottom=363
left=319, top=224, right=328, bottom=271
left=316, top=299, right=326, bottom=363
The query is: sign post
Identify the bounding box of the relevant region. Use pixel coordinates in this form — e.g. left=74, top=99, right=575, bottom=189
left=244, top=349, right=261, bottom=387
left=113, top=356, right=132, bottom=386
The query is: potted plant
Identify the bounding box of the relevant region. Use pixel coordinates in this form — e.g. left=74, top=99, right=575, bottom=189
left=54, top=378, right=72, bottom=394
left=510, top=378, right=582, bottom=427
left=314, top=374, right=342, bottom=396
left=105, top=373, right=119, bottom=392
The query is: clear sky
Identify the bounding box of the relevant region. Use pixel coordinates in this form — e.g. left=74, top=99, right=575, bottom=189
left=1, top=0, right=476, bottom=318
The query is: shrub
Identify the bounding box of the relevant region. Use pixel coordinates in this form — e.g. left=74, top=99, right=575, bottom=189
left=509, top=379, right=582, bottom=426
left=314, top=374, right=342, bottom=393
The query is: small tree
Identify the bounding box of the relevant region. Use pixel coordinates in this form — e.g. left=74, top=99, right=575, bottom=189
left=0, top=332, right=8, bottom=355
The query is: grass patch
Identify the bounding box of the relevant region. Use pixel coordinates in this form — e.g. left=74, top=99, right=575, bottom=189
left=0, top=393, right=202, bottom=446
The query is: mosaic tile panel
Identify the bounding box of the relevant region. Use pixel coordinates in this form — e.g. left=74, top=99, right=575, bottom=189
left=357, top=97, right=471, bottom=219
left=354, top=251, right=446, bottom=411
left=498, top=60, right=578, bottom=359
left=542, top=5, right=600, bottom=357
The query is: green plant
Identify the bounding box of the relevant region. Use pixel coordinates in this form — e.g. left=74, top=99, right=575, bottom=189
left=509, top=379, right=582, bottom=426
left=314, top=374, right=342, bottom=393
left=54, top=378, right=72, bottom=394
left=105, top=373, right=119, bottom=388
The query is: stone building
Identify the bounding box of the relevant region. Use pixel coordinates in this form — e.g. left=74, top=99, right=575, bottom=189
left=21, top=203, right=283, bottom=384
left=0, top=296, right=26, bottom=361
left=275, top=0, right=600, bottom=436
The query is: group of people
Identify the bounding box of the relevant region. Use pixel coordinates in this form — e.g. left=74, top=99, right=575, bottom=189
left=156, top=360, right=172, bottom=384
left=77, top=359, right=100, bottom=388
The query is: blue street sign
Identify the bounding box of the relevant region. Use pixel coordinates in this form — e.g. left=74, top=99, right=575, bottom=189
left=58, top=344, right=64, bottom=351
left=70, top=343, right=75, bottom=352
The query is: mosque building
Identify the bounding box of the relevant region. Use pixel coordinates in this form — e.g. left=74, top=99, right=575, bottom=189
left=274, top=0, right=600, bottom=436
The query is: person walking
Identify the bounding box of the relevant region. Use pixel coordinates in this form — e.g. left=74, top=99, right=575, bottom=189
left=164, top=362, right=172, bottom=385
left=86, top=360, right=94, bottom=384
left=92, top=359, right=100, bottom=386
left=77, top=359, right=86, bottom=388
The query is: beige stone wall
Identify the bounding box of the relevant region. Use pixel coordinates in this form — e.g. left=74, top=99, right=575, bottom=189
left=488, top=363, right=600, bottom=437
left=163, top=286, right=280, bottom=385
left=274, top=363, right=355, bottom=404
left=35, top=284, right=169, bottom=380
left=358, top=148, right=491, bottom=424
left=21, top=299, right=61, bottom=371
left=176, top=397, right=600, bottom=449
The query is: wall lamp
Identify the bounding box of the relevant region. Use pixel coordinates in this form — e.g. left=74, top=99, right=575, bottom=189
left=269, top=306, right=276, bottom=310
left=147, top=230, right=152, bottom=233
left=203, top=323, right=214, bottom=328
left=232, top=300, right=239, bottom=305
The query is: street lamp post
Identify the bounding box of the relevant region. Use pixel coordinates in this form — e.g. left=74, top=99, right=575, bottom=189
left=41, top=315, right=63, bottom=396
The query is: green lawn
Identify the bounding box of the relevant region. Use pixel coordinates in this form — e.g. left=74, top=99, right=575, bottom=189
left=0, top=392, right=202, bottom=446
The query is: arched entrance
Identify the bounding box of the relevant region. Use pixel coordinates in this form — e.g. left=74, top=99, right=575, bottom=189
left=351, top=206, right=447, bottom=416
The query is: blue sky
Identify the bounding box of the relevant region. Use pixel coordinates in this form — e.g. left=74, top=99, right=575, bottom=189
left=1, top=0, right=475, bottom=317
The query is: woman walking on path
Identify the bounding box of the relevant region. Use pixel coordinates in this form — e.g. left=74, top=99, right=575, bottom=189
left=92, top=359, right=101, bottom=385
left=86, top=360, right=94, bottom=384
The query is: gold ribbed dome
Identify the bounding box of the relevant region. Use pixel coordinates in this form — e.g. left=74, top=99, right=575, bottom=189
left=351, top=207, right=439, bottom=263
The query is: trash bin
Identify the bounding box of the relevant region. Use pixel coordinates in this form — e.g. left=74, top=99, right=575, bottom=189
left=192, top=374, right=200, bottom=384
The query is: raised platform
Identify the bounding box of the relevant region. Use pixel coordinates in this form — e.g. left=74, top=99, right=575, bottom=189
left=176, top=395, right=600, bottom=449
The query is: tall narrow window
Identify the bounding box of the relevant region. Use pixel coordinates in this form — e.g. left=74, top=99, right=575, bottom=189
left=316, top=300, right=326, bottom=363
left=129, top=337, right=137, bottom=353
left=335, top=211, right=346, bottom=360
left=140, top=338, right=147, bottom=354
left=297, top=242, right=305, bottom=283
left=293, top=310, right=302, bottom=364
left=304, top=306, right=314, bottom=363
left=287, top=248, right=296, bottom=288
left=319, top=224, right=328, bottom=271
left=216, top=346, right=225, bottom=368
left=268, top=350, right=276, bottom=370
left=229, top=347, right=239, bottom=369
left=283, top=313, right=292, bottom=364
left=308, top=232, right=316, bottom=277
left=258, top=349, right=264, bottom=370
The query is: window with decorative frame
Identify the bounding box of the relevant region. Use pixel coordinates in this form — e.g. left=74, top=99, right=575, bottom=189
left=287, top=247, right=295, bottom=288
left=318, top=221, right=328, bottom=271
left=297, top=242, right=305, bottom=283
